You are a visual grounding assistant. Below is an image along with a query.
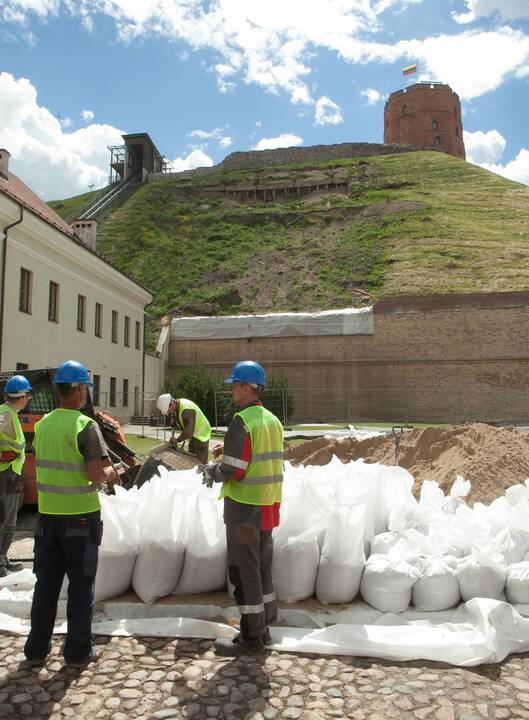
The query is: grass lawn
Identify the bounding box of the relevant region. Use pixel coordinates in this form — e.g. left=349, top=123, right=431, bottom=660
left=125, top=434, right=162, bottom=458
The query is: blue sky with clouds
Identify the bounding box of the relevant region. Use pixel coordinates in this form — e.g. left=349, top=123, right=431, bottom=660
left=1, top=0, right=529, bottom=199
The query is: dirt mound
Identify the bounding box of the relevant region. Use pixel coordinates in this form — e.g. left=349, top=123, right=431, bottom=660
left=284, top=423, right=529, bottom=505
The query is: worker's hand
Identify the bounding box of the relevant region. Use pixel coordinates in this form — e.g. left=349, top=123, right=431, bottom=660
left=212, top=443, right=223, bottom=458
left=202, top=462, right=216, bottom=488
left=169, top=435, right=176, bottom=447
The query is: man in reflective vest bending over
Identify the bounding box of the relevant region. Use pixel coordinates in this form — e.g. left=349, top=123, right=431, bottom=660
left=24, top=360, right=118, bottom=668
left=156, top=393, right=211, bottom=464
left=0, top=374, right=32, bottom=577
left=204, top=360, right=284, bottom=656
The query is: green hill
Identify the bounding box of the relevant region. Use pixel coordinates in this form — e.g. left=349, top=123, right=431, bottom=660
left=49, top=151, right=529, bottom=339
left=48, top=188, right=99, bottom=220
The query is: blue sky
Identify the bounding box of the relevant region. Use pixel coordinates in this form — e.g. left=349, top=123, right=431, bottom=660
left=1, top=0, right=529, bottom=199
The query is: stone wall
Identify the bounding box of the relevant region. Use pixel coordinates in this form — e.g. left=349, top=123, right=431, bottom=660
left=166, top=291, right=529, bottom=424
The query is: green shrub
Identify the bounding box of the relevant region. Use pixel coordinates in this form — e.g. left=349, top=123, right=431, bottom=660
left=166, top=362, right=223, bottom=425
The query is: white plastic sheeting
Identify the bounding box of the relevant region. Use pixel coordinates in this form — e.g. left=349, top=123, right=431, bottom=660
left=168, top=306, right=373, bottom=339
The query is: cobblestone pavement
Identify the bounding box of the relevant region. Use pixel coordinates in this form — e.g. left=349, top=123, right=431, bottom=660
left=1, top=633, right=529, bottom=720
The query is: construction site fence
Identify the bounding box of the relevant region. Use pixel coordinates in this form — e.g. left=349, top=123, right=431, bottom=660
left=94, top=387, right=529, bottom=430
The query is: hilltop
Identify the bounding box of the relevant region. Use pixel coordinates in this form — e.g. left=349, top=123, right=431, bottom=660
left=48, top=151, right=529, bottom=338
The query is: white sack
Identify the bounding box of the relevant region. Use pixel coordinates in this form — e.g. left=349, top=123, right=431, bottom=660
left=506, top=562, right=529, bottom=604
left=273, top=529, right=320, bottom=603
left=360, top=554, right=420, bottom=613
left=95, top=489, right=139, bottom=602
left=412, top=556, right=460, bottom=611
left=442, top=475, right=471, bottom=514
left=495, top=529, right=529, bottom=564
left=132, top=476, right=185, bottom=604
left=316, top=505, right=366, bottom=604
left=457, top=542, right=507, bottom=602
left=174, top=492, right=226, bottom=594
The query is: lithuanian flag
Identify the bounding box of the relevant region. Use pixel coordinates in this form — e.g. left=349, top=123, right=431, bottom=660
left=402, top=64, right=417, bottom=76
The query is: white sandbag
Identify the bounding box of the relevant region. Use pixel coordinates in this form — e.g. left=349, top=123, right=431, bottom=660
left=360, top=554, right=420, bottom=613
left=273, top=529, right=320, bottom=602
left=457, top=542, right=507, bottom=601
left=174, top=492, right=226, bottom=594
left=132, top=476, right=185, bottom=604
left=412, top=556, right=460, bottom=611
left=506, top=562, right=529, bottom=604
left=316, top=505, right=366, bottom=604
left=495, top=529, right=529, bottom=564
left=370, top=531, right=401, bottom=556
left=95, top=489, right=140, bottom=602
left=442, top=475, right=471, bottom=514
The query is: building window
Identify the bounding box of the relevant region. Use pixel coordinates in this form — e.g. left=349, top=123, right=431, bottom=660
left=95, top=302, right=103, bottom=337
left=431, top=120, right=438, bottom=130
left=16, top=362, right=29, bottom=371
left=48, top=281, right=59, bottom=322
left=93, top=374, right=100, bottom=406
left=19, top=268, right=32, bottom=314
left=135, top=321, right=141, bottom=350
left=111, top=310, right=118, bottom=343
left=109, top=377, right=116, bottom=407
left=77, top=294, right=86, bottom=332
left=124, top=316, right=130, bottom=347
left=455, top=126, right=459, bottom=137
left=123, top=378, right=129, bottom=407
left=434, top=136, right=441, bottom=147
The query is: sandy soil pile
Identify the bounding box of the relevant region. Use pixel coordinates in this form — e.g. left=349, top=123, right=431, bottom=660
left=284, top=423, right=529, bottom=504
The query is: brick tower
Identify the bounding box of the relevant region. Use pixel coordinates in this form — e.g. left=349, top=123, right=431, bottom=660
left=384, top=82, right=465, bottom=159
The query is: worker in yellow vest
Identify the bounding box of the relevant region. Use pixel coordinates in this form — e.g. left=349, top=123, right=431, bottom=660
left=0, top=375, right=32, bottom=577
left=24, top=361, right=119, bottom=668
left=203, top=361, right=284, bottom=656
left=156, top=393, right=211, bottom=464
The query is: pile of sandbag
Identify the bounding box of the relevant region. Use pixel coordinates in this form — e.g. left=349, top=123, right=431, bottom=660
left=93, top=456, right=529, bottom=613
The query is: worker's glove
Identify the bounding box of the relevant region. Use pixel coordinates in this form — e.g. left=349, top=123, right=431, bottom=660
left=202, top=462, right=216, bottom=488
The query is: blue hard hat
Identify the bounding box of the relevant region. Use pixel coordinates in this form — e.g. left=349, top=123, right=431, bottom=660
left=224, top=361, right=266, bottom=387
left=53, top=360, right=93, bottom=387
left=5, top=375, right=32, bottom=396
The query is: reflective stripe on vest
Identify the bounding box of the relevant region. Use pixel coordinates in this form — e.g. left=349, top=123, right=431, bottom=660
left=220, top=404, right=283, bottom=506
left=0, top=403, right=26, bottom=475
left=178, top=398, right=211, bottom=443
left=34, top=409, right=100, bottom=515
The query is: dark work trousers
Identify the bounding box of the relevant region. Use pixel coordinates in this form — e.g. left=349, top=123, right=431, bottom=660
left=24, top=512, right=102, bottom=663
left=0, top=469, right=23, bottom=571
left=226, top=518, right=278, bottom=640
left=188, top=438, right=209, bottom=465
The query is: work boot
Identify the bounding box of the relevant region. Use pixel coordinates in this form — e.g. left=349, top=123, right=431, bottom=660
left=6, top=560, right=23, bottom=572
left=65, top=649, right=100, bottom=668
left=214, top=634, right=265, bottom=656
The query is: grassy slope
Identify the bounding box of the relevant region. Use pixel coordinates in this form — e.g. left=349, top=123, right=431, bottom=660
left=50, top=152, right=529, bottom=336
left=48, top=189, right=99, bottom=220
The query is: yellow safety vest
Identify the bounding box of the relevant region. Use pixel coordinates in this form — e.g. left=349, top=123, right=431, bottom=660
left=0, top=403, right=26, bottom=475
left=34, top=409, right=100, bottom=515
left=178, top=398, right=211, bottom=442
left=221, top=404, right=283, bottom=506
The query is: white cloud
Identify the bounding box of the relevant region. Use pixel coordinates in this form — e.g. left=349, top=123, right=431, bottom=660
left=171, top=148, right=214, bottom=171
left=82, top=109, right=95, bottom=121
left=314, top=96, right=343, bottom=125
left=253, top=134, right=303, bottom=150
left=464, top=128, right=529, bottom=186
left=58, top=116, right=72, bottom=129
left=3, top=2, right=529, bottom=104
left=0, top=72, right=123, bottom=200
left=464, top=129, right=507, bottom=164
left=453, top=1, right=529, bottom=24
left=361, top=87, right=382, bottom=105
left=188, top=126, right=232, bottom=150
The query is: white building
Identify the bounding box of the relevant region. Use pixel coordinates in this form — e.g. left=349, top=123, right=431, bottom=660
left=0, top=148, right=156, bottom=421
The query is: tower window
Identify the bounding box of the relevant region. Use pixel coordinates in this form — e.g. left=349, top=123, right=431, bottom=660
left=455, top=126, right=459, bottom=137
left=432, top=120, right=438, bottom=130
left=402, top=104, right=408, bottom=115
left=434, top=136, right=441, bottom=147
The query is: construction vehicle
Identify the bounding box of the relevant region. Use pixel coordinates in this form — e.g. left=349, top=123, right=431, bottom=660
left=0, top=368, right=203, bottom=504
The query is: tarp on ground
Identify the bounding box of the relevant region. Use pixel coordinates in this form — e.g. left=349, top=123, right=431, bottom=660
left=168, top=307, right=373, bottom=339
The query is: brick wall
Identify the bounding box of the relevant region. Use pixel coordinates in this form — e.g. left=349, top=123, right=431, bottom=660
left=166, top=291, right=529, bottom=423
left=384, top=83, right=465, bottom=160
